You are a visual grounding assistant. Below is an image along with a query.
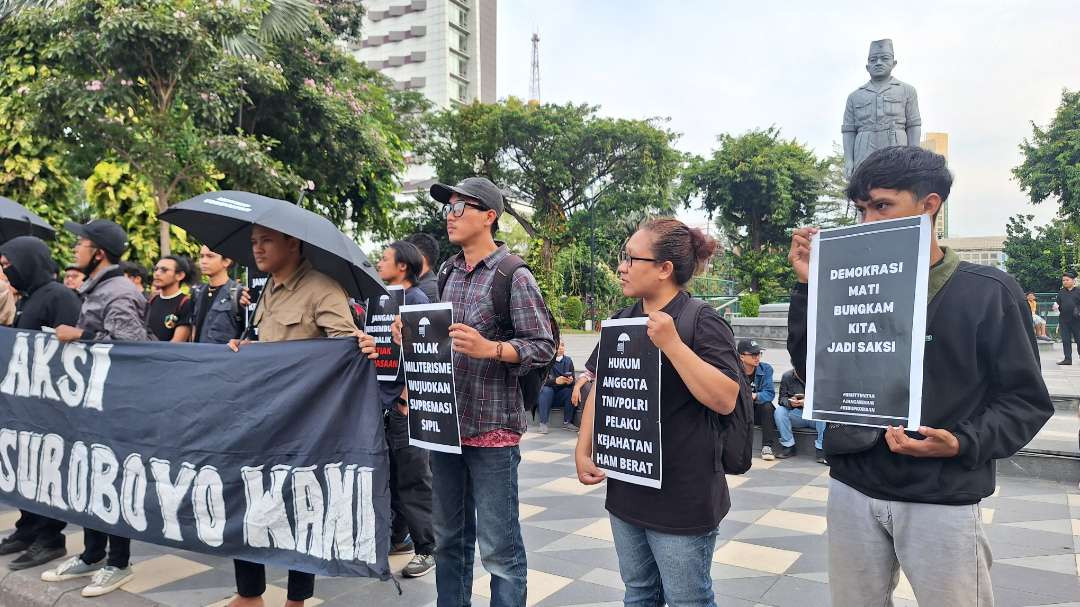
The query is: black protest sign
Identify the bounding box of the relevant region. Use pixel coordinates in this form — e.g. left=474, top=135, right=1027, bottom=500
left=592, top=317, right=662, bottom=489
left=400, top=303, right=462, bottom=454
left=0, top=328, right=390, bottom=578
left=805, top=214, right=931, bottom=428
left=366, top=285, right=404, bottom=381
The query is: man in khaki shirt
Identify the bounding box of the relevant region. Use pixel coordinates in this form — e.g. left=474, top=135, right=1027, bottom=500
left=228, top=224, right=377, bottom=607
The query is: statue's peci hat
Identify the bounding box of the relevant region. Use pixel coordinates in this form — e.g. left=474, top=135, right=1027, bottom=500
left=868, top=39, right=894, bottom=56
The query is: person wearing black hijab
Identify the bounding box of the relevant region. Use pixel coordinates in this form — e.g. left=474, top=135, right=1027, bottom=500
left=0, top=236, right=81, bottom=570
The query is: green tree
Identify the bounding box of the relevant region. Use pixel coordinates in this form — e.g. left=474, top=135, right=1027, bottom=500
left=1014, top=89, right=1080, bottom=222
left=419, top=99, right=683, bottom=272
left=1004, top=214, right=1080, bottom=293
left=680, top=128, right=826, bottom=300
left=815, top=147, right=857, bottom=228
left=20, top=0, right=297, bottom=255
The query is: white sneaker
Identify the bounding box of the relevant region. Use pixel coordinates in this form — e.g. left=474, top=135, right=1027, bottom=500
left=81, top=565, right=134, bottom=597
left=538, top=423, right=549, bottom=434
left=761, top=446, right=775, bottom=461
left=41, top=555, right=103, bottom=582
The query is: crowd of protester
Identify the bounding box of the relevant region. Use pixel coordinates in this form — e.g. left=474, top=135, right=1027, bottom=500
left=0, top=145, right=1060, bottom=607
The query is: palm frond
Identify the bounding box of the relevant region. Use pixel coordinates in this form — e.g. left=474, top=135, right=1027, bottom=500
left=257, top=0, right=314, bottom=43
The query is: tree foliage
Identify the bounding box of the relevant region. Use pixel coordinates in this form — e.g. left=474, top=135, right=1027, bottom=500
left=1004, top=214, right=1080, bottom=293
left=680, top=127, right=826, bottom=300
left=1014, top=89, right=1080, bottom=223
left=418, top=98, right=683, bottom=271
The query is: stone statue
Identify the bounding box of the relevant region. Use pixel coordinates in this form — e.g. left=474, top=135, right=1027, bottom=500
left=842, top=39, right=922, bottom=178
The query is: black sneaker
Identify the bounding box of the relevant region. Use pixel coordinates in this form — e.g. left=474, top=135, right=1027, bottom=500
left=816, top=449, right=829, bottom=465
left=9, top=541, right=66, bottom=571
left=1057, top=360, right=1073, bottom=365
left=776, top=445, right=797, bottom=459
left=389, top=538, right=415, bottom=555
left=0, top=536, right=30, bottom=556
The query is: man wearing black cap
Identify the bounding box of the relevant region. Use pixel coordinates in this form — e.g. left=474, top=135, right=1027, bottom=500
left=406, top=177, right=555, bottom=606
left=0, top=236, right=81, bottom=571
left=737, top=339, right=779, bottom=460
left=44, top=219, right=147, bottom=597
left=1054, top=270, right=1080, bottom=365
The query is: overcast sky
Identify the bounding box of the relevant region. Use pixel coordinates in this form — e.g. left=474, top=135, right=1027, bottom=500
left=495, top=0, right=1080, bottom=236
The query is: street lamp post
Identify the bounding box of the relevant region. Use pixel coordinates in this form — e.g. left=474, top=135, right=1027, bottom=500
left=586, top=203, right=596, bottom=332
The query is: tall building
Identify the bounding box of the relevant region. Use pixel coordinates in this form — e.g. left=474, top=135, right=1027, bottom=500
left=920, top=132, right=949, bottom=239
left=939, top=236, right=1007, bottom=270
left=351, top=0, right=497, bottom=108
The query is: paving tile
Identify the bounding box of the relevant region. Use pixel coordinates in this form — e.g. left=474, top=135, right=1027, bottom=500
left=709, top=575, right=781, bottom=602
left=472, top=569, right=572, bottom=606
left=1004, top=518, right=1075, bottom=535
left=571, top=518, right=613, bottom=541
left=519, top=503, right=546, bottom=521
left=126, top=554, right=213, bottom=593
left=521, top=450, right=570, bottom=464
left=536, top=533, right=612, bottom=553
left=791, top=485, right=829, bottom=502
left=0, top=510, right=20, bottom=531
left=713, top=540, right=801, bottom=575
left=990, top=563, right=1080, bottom=603
left=759, top=573, right=831, bottom=607
left=710, top=563, right=776, bottom=580
left=999, top=554, right=1080, bottom=577
left=205, top=585, right=325, bottom=606
left=579, top=567, right=623, bottom=590
left=755, top=509, right=828, bottom=535
left=533, top=477, right=603, bottom=496
left=534, top=579, right=625, bottom=607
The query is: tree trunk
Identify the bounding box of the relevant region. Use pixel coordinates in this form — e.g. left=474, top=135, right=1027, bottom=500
left=156, top=189, right=171, bottom=256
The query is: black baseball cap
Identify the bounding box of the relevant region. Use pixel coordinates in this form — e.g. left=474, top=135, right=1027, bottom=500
left=430, top=177, right=505, bottom=218
left=737, top=339, right=764, bottom=355
left=64, top=219, right=129, bottom=258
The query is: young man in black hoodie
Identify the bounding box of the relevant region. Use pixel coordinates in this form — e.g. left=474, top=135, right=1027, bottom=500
left=0, top=236, right=82, bottom=571
left=787, top=146, right=1054, bottom=606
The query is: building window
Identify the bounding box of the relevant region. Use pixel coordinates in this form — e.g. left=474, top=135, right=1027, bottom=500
left=458, top=58, right=468, bottom=77
left=457, top=33, right=468, bottom=52
left=458, top=83, right=468, bottom=101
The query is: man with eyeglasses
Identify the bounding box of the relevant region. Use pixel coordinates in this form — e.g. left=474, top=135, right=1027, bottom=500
left=146, top=255, right=194, bottom=342
left=47, top=219, right=148, bottom=597
left=400, top=176, right=555, bottom=606
left=737, top=339, right=779, bottom=460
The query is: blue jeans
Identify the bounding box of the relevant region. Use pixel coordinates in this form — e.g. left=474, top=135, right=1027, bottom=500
left=609, top=514, right=719, bottom=607
left=430, top=446, right=527, bottom=607
left=538, top=385, right=573, bottom=424
left=775, top=405, right=825, bottom=449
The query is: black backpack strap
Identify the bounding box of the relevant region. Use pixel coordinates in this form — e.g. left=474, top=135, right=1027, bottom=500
left=675, top=295, right=708, bottom=350
left=435, top=255, right=459, bottom=301
left=492, top=255, right=528, bottom=336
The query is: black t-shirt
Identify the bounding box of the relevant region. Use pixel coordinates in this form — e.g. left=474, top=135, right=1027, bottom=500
left=587, top=291, right=741, bottom=535
left=1058, top=287, right=1080, bottom=323
left=147, top=292, right=193, bottom=341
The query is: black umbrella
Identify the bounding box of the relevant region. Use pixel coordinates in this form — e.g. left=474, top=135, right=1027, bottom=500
left=158, top=191, right=387, bottom=301
left=0, top=196, right=55, bottom=243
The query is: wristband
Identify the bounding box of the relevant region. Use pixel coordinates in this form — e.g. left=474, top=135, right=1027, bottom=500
left=394, top=397, right=407, bottom=407
left=495, top=341, right=504, bottom=362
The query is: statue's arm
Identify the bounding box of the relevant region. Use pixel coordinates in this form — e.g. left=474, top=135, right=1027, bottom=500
left=842, top=96, right=857, bottom=176
left=906, top=87, right=922, bottom=145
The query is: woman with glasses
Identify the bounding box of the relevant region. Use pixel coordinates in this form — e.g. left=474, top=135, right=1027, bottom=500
left=575, top=218, right=742, bottom=607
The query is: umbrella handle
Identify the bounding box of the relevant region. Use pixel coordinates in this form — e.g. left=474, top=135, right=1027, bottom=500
left=239, top=275, right=267, bottom=341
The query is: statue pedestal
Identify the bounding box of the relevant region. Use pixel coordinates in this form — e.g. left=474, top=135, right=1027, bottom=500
left=731, top=303, right=789, bottom=349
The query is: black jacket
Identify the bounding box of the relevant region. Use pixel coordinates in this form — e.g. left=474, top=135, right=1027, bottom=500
left=545, top=356, right=575, bottom=387
left=788, top=261, right=1054, bottom=505
left=778, top=369, right=805, bottom=409
left=0, top=236, right=80, bottom=331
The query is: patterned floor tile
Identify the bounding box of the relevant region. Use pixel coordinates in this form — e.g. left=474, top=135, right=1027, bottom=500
left=579, top=567, right=623, bottom=590
left=205, top=585, right=324, bottom=606
left=519, top=503, right=546, bottom=520
left=999, top=554, right=1080, bottom=576
left=571, top=518, right=613, bottom=541
left=472, top=569, right=572, bottom=606
left=755, top=509, right=828, bottom=535
left=521, top=450, right=569, bottom=464
left=713, top=540, right=801, bottom=575
left=791, top=485, right=828, bottom=502
left=126, top=554, right=213, bottom=594
left=533, top=477, right=602, bottom=495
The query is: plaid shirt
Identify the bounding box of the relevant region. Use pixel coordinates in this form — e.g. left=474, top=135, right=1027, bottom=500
left=442, top=245, right=555, bottom=438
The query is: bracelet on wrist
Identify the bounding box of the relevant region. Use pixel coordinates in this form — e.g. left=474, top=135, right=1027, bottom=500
left=495, top=341, right=504, bottom=361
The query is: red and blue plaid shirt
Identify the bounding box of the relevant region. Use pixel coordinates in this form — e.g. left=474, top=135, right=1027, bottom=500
left=442, top=245, right=555, bottom=440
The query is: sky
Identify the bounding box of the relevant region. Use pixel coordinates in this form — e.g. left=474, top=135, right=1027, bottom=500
left=494, top=0, right=1080, bottom=236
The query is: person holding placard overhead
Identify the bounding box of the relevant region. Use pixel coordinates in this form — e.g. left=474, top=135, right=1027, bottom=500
left=575, top=218, right=743, bottom=607
left=787, top=146, right=1054, bottom=606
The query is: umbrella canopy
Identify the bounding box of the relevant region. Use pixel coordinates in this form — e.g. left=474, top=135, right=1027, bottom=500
left=0, top=196, right=55, bottom=243
left=159, top=191, right=387, bottom=301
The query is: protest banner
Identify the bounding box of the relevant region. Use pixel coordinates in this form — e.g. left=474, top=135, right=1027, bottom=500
left=592, top=317, right=662, bottom=489
left=399, top=303, right=462, bottom=454
left=805, top=214, right=931, bottom=428
left=365, top=285, right=404, bottom=382
left=0, top=328, right=390, bottom=579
